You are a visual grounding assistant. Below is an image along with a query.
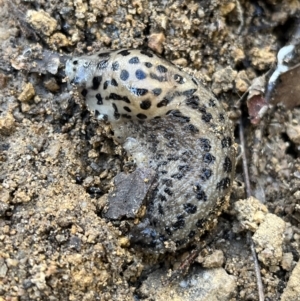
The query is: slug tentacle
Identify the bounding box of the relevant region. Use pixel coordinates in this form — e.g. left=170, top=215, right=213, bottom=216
left=66, top=48, right=236, bottom=253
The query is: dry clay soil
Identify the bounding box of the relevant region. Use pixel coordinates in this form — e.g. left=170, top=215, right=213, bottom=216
left=1, top=0, right=300, bottom=300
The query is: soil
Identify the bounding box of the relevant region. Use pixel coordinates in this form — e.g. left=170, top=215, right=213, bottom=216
left=1, top=0, right=300, bottom=300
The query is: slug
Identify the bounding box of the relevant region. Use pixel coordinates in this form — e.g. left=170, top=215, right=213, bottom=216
left=65, top=48, right=236, bottom=253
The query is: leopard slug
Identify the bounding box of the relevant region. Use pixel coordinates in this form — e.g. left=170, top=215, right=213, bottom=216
left=65, top=48, right=236, bottom=253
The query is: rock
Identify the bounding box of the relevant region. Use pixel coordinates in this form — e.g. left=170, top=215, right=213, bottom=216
left=104, top=168, right=156, bottom=220
left=44, top=78, right=60, bottom=92
left=203, top=250, right=225, bottom=268
left=281, top=252, right=294, bottom=271
left=49, top=32, right=70, bottom=48
left=234, top=196, right=268, bottom=232
left=46, top=140, right=62, bottom=161
left=0, top=73, right=8, bottom=89
left=252, top=213, right=286, bottom=266
left=212, top=66, right=237, bottom=95
left=172, top=58, right=188, bottom=67
left=148, top=32, right=166, bottom=54
left=235, top=70, right=250, bottom=93
left=232, top=47, right=246, bottom=64
left=18, top=82, right=35, bottom=102
left=0, top=258, right=8, bottom=277
left=139, top=267, right=236, bottom=301
left=0, top=112, right=15, bottom=136
left=220, top=2, right=236, bottom=15
left=0, top=200, right=10, bottom=217
left=6, top=258, right=19, bottom=268
left=249, top=46, right=276, bottom=70
left=281, top=260, right=300, bottom=301
left=0, top=188, right=11, bottom=204
left=12, top=190, right=31, bottom=204
left=286, top=124, right=300, bottom=145
left=26, top=10, right=58, bottom=36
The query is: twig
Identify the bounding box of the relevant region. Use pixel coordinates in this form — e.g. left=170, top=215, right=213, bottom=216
left=236, top=0, right=244, bottom=35
left=239, top=119, right=252, bottom=198
left=162, top=227, right=219, bottom=285
left=239, top=117, right=265, bottom=301
left=161, top=241, right=207, bottom=285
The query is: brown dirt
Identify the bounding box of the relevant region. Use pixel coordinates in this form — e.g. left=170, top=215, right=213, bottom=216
left=0, top=0, right=300, bottom=300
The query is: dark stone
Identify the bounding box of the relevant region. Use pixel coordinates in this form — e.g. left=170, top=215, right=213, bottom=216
left=104, top=168, right=156, bottom=220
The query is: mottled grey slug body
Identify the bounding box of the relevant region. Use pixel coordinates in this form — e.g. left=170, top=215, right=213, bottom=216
left=65, top=48, right=236, bottom=253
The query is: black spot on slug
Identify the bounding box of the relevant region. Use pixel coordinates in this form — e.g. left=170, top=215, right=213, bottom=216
left=96, top=93, right=103, bottom=105
left=223, top=156, right=232, bottom=173
left=98, top=52, right=110, bottom=57
left=209, top=99, right=216, bottom=107
left=184, top=203, right=197, bottom=214
left=140, top=99, right=151, bottom=110
left=160, top=194, right=167, bottom=202
left=186, top=95, right=200, bottom=109
left=172, top=215, right=185, bottom=230
left=217, top=177, right=231, bottom=190
left=164, top=188, right=173, bottom=196
left=152, top=88, right=162, bottom=96
left=118, top=49, right=130, bottom=56
left=221, top=137, right=232, bottom=148
left=165, top=226, right=172, bottom=236
left=203, top=153, right=216, bottom=164
left=202, top=112, right=213, bottom=123
left=140, top=49, right=153, bottom=57
left=137, top=113, right=147, bottom=120
left=109, top=93, right=130, bottom=103
left=120, top=70, right=129, bottom=81
left=167, top=110, right=190, bottom=123
left=112, top=103, right=120, bottom=120
left=158, top=204, right=164, bottom=215
left=200, top=168, right=212, bottom=181
left=129, top=56, right=140, bottom=64
left=175, top=239, right=187, bottom=247
left=129, top=87, right=148, bottom=96
left=189, top=230, right=196, bottom=238
left=121, top=114, right=131, bottom=119
left=135, top=69, right=147, bottom=80
left=111, top=78, right=118, bottom=87
left=150, top=73, right=166, bottom=82
left=145, top=62, right=152, bottom=68
left=92, top=76, right=102, bottom=90
left=97, top=59, right=109, bottom=69
left=195, top=184, right=207, bottom=201
left=182, top=89, right=197, bottom=97
left=219, top=113, right=225, bottom=123
left=157, top=65, right=168, bottom=73
left=81, top=89, right=88, bottom=97
left=198, top=106, right=207, bottom=113
left=157, top=98, right=170, bottom=108
left=199, top=138, right=211, bottom=152
left=123, top=106, right=131, bottom=112
left=184, top=124, right=199, bottom=133
left=162, top=178, right=173, bottom=187
left=196, top=219, right=204, bottom=228
left=112, top=61, right=119, bottom=71
left=192, top=77, right=198, bottom=86
left=103, top=80, right=109, bottom=90
left=174, top=74, right=184, bottom=84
